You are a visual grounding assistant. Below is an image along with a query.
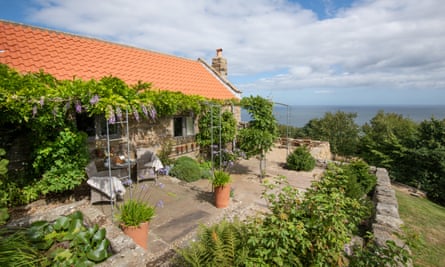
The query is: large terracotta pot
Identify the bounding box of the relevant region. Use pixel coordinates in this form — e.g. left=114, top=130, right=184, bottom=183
left=121, top=221, right=149, bottom=250
left=214, top=185, right=231, bottom=208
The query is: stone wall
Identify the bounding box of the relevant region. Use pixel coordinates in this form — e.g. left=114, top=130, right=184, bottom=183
left=278, top=138, right=332, bottom=161
left=372, top=168, right=412, bottom=266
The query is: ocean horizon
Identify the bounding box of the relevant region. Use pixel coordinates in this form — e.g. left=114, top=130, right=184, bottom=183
left=242, top=105, right=445, bottom=127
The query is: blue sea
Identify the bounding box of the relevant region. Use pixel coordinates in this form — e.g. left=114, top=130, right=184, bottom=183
left=242, top=105, right=445, bottom=127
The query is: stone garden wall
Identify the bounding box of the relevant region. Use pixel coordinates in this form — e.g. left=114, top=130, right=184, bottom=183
left=372, top=167, right=412, bottom=266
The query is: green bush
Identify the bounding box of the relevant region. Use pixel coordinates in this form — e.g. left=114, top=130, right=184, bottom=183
left=170, top=156, right=202, bottom=182
left=286, top=146, right=316, bottom=171
left=343, top=160, right=377, bottom=199
left=176, top=166, right=408, bottom=266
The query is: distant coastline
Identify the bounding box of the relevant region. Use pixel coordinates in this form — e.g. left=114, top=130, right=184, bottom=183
left=242, top=105, right=445, bottom=127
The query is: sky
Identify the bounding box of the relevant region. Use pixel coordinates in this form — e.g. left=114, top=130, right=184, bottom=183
left=1, top=0, right=445, bottom=106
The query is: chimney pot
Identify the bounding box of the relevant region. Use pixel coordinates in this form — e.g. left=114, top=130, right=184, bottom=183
left=216, top=48, right=223, bottom=57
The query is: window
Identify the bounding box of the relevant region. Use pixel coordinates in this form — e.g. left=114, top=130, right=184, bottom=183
left=76, top=114, right=120, bottom=138
left=173, top=116, right=194, bottom=137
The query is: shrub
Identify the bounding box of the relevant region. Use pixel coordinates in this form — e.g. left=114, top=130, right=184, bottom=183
left=343, top=160, right=377, bottom=199
left=175, top=167, right=407, bottom=266
left=286, top=146, right=316, bottom=171
left=170, top=156, right=202, bottom=182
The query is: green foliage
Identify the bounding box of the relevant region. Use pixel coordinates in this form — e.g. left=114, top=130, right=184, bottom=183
left=342, top=160, right=377, bottom=199
left=29, top=128, right=89, bottom=199
left=348, top=239, right=411, bottom=267
left=157, top=138, right=174, bottom=166
left=3, top=211, right=112, bottom=266
left=196, top=104, right=237, bottom=149
left=212, top=170, right=231, bottom=187
left=245, top=170, right=371, bottom=266
left=285, top=146, right=316, bottom=171
left=0, top=148, right=8, bottom=177
left=175, top=165, right=404, bottom=266
left=116, top=199, right=155, bottom=227
left=360, top=113, right=445, bottom=206
left=277, top=124, right=306, bottom=139
left=238, top=96, right=278, bottom=178
left=359, top=111, right=417, bottom=170
left=0, top=149, right=9, bottom=210
left=170, top=156, right=202, bottom=182
left=176, top=219, right=250, bottom=267
left=0, top=228, right=46, bottom=267
left=404, top=118, right=445, bottom=205
left=303, top=111, right=359, bottom=156
left=0, top=64, right=214, bottom=207
left=198, top=161, right=213, bottom=180
left=212, top=148, right=245, bottom=171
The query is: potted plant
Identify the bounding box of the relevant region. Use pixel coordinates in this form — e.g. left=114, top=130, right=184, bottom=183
left=116, top=199, right=155, bottom=250
left=212, top=170, right=232, bottom=208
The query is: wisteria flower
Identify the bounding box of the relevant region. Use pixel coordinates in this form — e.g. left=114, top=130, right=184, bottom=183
left=133, top=107, right=140, bottom=121
left=108, top=107, right=116, bottom=124
left=39, top=96, right=44, bottom=107
left=89, top=94, right=99, bottom=105
left=32, top=105, right=37, bottom=117
left=141, top=105, right=148, bottom=118
left=64, top=101, right=70, bottom=111
left=149, top=106, right=157, bottom=120
left=115, top=107, right=122, bottom=121
left=75, top=100, right=82, bottom=113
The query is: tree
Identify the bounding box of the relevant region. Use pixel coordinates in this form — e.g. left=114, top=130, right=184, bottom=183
left=237, top=96, right=278, bottom=178
left=402, top=118, right=445, bottom=205
left=359, top=111, right=417, bottom=172
left=303, top=111, right=359, bottom=157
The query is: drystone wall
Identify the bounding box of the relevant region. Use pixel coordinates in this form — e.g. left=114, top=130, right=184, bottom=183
left=372, top=167, right=412, bottom=266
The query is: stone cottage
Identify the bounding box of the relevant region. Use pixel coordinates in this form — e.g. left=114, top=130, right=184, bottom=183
left=0, top=20, right=241, bottom=162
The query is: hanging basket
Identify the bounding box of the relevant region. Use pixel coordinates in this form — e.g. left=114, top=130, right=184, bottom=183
left=121, top=221, right=149, bottom=250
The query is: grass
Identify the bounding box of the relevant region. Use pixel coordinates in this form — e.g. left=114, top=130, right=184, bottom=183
left=395, top=187, right=445, bottom=267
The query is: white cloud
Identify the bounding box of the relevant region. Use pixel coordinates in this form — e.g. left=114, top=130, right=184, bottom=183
left=26, top=0, right=445, bottom=104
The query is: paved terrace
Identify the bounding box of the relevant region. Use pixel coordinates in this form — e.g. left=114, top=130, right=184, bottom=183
left=92, top=147, right=323, bottom=264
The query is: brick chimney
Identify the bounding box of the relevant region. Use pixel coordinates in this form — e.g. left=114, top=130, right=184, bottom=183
left=211, top=48, right=227, bottom=78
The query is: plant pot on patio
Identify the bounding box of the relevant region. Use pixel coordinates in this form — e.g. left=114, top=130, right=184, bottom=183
left=212, top=170, right=232, bottom=208
left=121, top=221, right=150, bottom=250
left=116, top=200, right=155, bottom=250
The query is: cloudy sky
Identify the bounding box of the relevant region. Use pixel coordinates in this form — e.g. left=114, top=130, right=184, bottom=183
left=1, top=0, right=445, bottom=106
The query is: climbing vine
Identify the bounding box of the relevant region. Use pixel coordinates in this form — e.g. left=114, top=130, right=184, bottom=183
left=0, top=64, right=230, bottom=206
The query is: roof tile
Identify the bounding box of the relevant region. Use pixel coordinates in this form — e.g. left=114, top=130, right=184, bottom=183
left=0, top=20, right=240, bottom=100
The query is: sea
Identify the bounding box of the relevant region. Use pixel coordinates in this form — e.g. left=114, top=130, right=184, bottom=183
left=242, top=105, right=445, bottom=127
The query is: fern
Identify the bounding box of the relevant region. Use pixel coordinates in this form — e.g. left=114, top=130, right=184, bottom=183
left=177, top=219, right=247, bottom=266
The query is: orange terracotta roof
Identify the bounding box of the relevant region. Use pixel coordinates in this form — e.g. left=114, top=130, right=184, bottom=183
left=0, top=20, right=240, bottom=100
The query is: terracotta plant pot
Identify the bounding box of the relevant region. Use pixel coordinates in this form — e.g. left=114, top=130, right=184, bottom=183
left=121, top=221, right=149, bottom=250
left=214, top=185, right=231, bottom=208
